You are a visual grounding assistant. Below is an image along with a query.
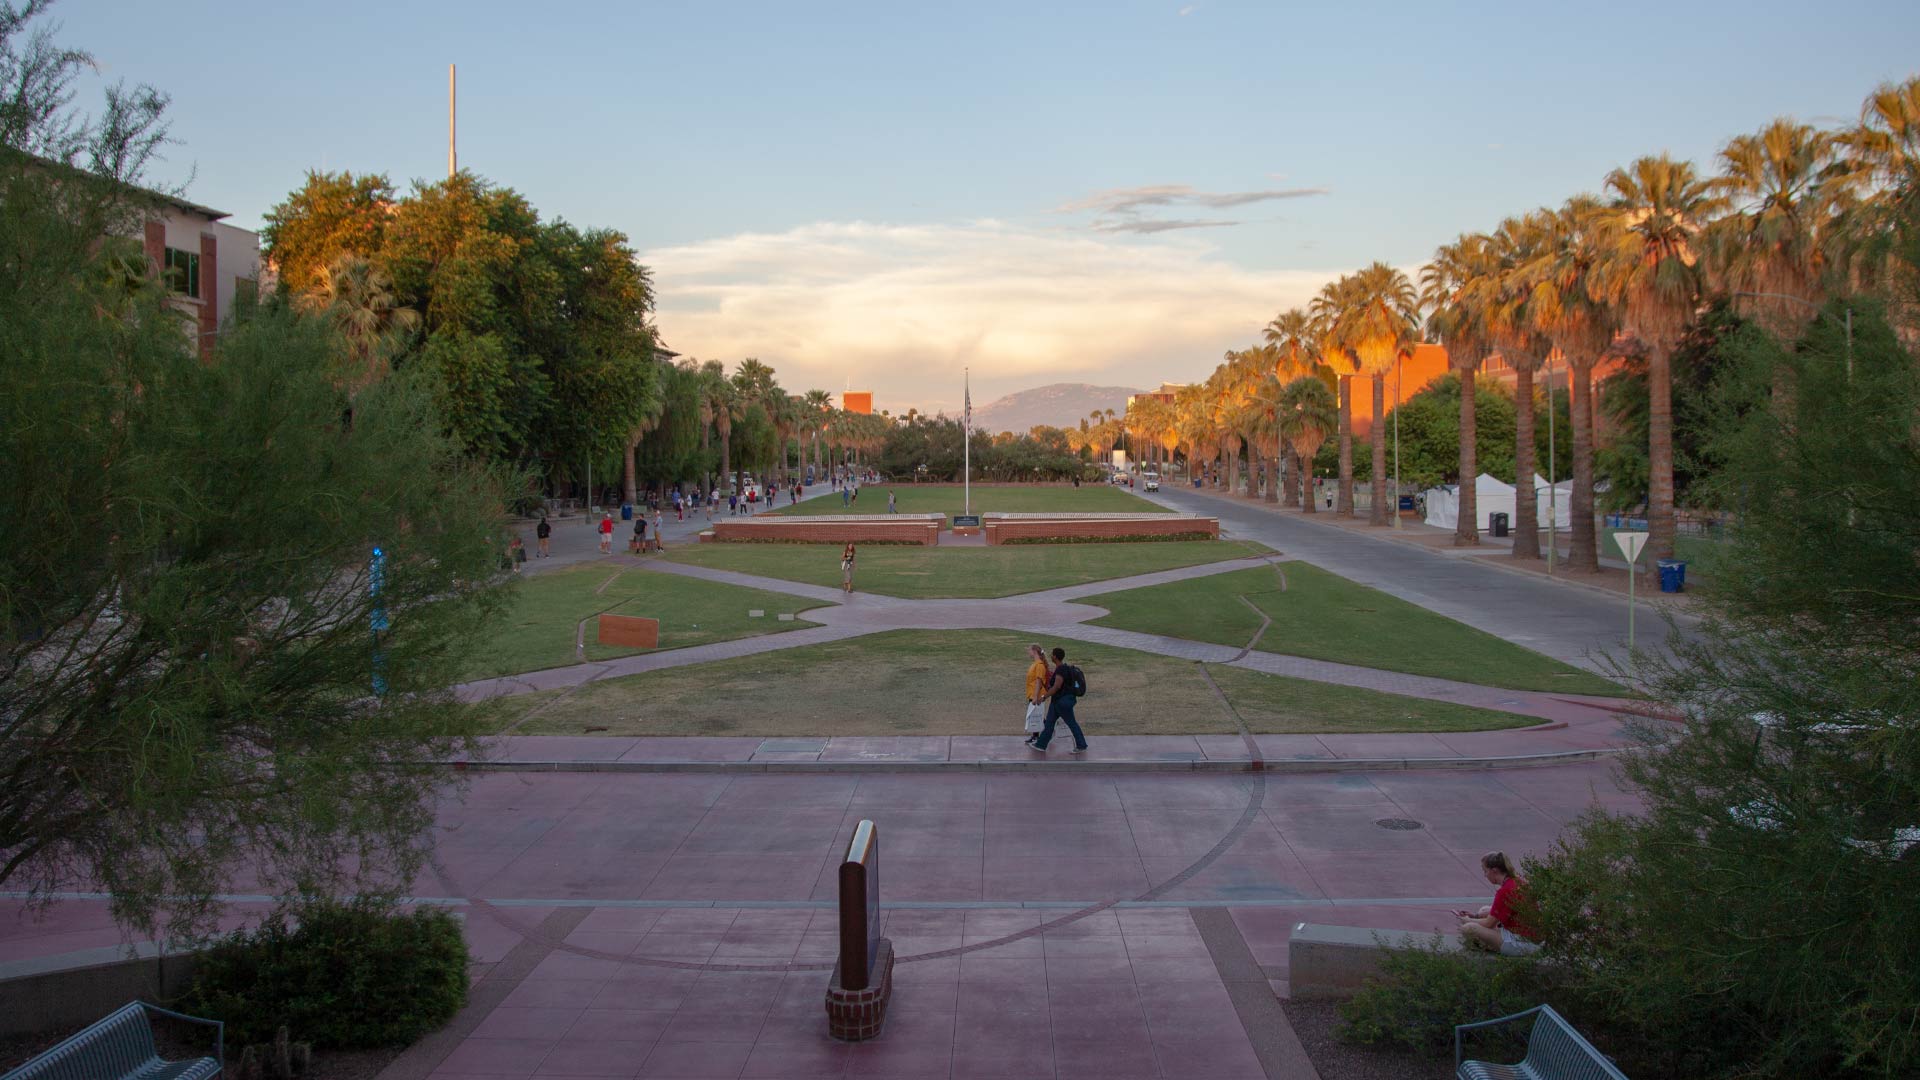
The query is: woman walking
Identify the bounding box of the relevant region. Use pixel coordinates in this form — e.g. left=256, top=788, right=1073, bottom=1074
left=840, top=542, right=856, bottom=594
left=1022, top=643, right=1051, bottom=740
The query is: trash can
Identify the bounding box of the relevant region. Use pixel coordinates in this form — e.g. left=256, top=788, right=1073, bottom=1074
left=1490, top=512, right=1509, bottom=538
left=621, top=503, right=634, bottom=520
left=1658, top=559, right=1686, bottom=593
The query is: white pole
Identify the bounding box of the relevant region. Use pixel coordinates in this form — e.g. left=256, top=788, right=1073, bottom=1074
left=1547, top=353, right=1557, bottom=574
left=963, top=367, right=971, bottom=516
left=448, top=64, right=457, bottom=178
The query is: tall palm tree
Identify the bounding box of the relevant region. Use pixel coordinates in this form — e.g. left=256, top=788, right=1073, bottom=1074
left=1594, top=154, right=1722, bottom=574
left=1275, top=376, right=1338, bottom=515
left=1485, top=215, right=1551, bottom=558
left=1348, top=262, right=1419, bottom=526
left=701, top=360, right=739, bottom=491
left=1525, top=197, right=1615, bottom=572
left=1264, top=308, right=1319, bottom=505
left=1309, top=276, right=1363, bottom=516
left=1422, top=233, right=1495, bottom=546
left=803, top=388, right=833, bottom=475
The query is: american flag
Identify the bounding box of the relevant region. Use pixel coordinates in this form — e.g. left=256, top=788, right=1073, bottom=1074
left=963, top=376, right=971, bottom=429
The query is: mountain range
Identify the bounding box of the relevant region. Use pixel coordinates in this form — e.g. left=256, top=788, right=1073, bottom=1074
left=967, top=382, right=1145, bottom=435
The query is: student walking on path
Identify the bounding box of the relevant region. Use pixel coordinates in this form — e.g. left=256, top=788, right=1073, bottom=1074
left=1027, top=646, right=1088, bottom=754
left=1021, top=643, right=1051, bottom=738
left=597, top=513, right=614, bottom=554
left=840, top=543, right=856, bottom=593
left=887, top=491, right=897, bottom=514
left=536, top=516, right=552, bottom=557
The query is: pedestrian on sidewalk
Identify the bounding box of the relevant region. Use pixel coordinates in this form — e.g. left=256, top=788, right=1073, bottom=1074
left=888, top=491, right=897, bottom=514
left=1028, top=647, right=1088, bottom=754
left=705, top=493, right=715, bottom=523
left=536, top=515, right=552, bottom=558
left=840, top=542, right=856, bottom=593
left=652, top=507, right=665, bottom=549
left=509, top=536, right=526, bottom=572
left=842, top=485, right=851, bottom=507
left=632, top=515, right=647, bottom=553
left=597, top=513, right=613, bottom=554
left=1021, top=643, right=1051, bottom=739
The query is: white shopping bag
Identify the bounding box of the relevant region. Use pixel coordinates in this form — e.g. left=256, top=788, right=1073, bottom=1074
left=1024, top=702, right=1047, bottom=733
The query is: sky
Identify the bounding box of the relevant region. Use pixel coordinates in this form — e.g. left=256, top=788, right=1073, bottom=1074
left=54, top=1, right=1920, bottom=414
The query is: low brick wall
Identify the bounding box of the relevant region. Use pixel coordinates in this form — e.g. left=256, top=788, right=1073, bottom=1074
left=982, top=514, right=1218, bottom=545
left=709, top=515, right=942, bottom=546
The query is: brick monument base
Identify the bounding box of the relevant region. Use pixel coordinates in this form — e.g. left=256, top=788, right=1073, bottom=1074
left=824, top=936, right=894, bottom=1041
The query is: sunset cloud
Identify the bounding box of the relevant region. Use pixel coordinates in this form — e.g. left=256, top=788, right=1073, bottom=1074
left=642, top=220, right=1338, bottom=412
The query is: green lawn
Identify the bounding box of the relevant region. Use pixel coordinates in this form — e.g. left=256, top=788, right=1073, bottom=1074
left=774, top=482, right=1168, bottom=524
left=1597, top=527, right=1724, bottom=575
left=495, top=629, right=1536, bottom=737
left=661, top=539, right=1269, bottom=599
left=463, top=564, right=826, bottom=679
left=1084, top=562, right=1630, bottom=696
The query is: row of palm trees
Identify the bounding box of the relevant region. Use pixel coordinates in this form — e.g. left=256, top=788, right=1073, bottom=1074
left=1132, top=75, right=1920, bottom=575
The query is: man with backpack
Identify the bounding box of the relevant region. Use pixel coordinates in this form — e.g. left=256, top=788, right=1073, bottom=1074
left=1027, top=646, right=1088, bottom=755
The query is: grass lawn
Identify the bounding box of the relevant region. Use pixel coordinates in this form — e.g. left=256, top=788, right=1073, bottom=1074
left=463, top=564, right=827, bottom=679
left=773, top=482, right=1168, bottom=524
left=491, top=629, right=1537, bottom=737
left=661, top=539, right=1269, bottom=599
left=1085, top=562, right=1630, bottom=697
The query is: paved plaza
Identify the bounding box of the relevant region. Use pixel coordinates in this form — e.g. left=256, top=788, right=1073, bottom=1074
left=0, top=484, right=1665, bottom=1078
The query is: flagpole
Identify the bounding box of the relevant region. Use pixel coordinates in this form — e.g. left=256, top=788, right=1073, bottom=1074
left=963, top=368, right=971, bottom=517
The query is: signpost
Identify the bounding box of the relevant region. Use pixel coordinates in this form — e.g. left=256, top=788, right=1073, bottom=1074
left=370, top=546, right=388, bottom=696
left=825, top=819, right=892, bottom=1040
left=1613, top=530, right=1648, bottom=650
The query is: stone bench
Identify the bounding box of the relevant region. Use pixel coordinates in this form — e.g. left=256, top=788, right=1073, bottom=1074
left=1287, top=922, right=1487, bottom=1000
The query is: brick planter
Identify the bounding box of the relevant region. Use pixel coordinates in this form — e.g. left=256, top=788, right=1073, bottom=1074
left=981, top=513, right=1218, bottom=545
left=710, top=515, right=941, bottom=546
left=824, top=936, right=894, bottom=1041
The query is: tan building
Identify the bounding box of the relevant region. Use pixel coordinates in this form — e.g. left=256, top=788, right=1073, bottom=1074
left=138, top=192, right=261, bottom=358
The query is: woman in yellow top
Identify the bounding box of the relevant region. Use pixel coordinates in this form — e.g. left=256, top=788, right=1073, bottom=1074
left=1022, top=643, right=1052, bottom=742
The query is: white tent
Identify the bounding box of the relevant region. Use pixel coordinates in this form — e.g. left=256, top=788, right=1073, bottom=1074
left=1532, top=474, right=1572, bottom=530
left=1422, top=473, right=1517, bottom=531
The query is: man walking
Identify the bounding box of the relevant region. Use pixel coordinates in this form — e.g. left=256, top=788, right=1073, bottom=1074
left=887, top=491, right=897, bottom=514
left=1027, top=647, right=1088, bottom=755
left=536, top=515, right=552, bottom=557
left=597, top=513, right=614, bottom=554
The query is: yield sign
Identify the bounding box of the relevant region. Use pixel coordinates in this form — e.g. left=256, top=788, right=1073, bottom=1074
left=1613, top=530, right=1649, bottom=564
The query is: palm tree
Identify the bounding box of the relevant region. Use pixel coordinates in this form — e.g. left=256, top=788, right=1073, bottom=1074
left=1422, top=233, right=1494, bottom=546
left=1348, top=263, right=1419, bottom=526
left=803, top=388, right=833, bottom=475
left=1485, top=215, right=1551, bottom=558
left=1310, top=276, right=1362, bottom=516
left=1525, top=197, right=1615, bottom=573
left=300, top=253, right=420, bottom=402
left=1264, top=308, right=1319, bottom=504
left=1276, top=376, right=1338, bottom=514
left=1594, top=154, right=1722, bottom=574
left=1707, top=118, right=1846, bottom=341
left=701, top=361, right=739, bottom=492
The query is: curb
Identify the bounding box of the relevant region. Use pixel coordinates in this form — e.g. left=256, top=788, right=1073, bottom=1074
left=437, top=747, right=1628, bottom=775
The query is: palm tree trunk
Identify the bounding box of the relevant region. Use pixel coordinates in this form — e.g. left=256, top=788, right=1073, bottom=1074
left=720, top=432, right=732, bottom=494
left=1568, top=358, right=1599, bottom=572
left=1647, top=345, right=1676, bottom=579
left=1369, top=374, right=1388, bottom=526
left=1299, top=446, right=1317, bottom=513
left=1226, top=439, right=1240, bottom=496
left=1512, top=364, right=1539, bottom=559
left=1266, top=434, right=1281, bottom=503
left=1337, top=375, right=1355, bottom=516
left=1280, top=438, right=1297, bottom=505
left=1456, top=368, right=1480, bottom=546
left=623, top=435, right=640, bottom=507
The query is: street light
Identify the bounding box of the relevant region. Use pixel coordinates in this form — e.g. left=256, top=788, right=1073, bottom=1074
left=1392, top=350, right=1402, bottom=529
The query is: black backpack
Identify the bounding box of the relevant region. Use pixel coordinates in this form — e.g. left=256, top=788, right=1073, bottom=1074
left=1059, top=664, right=1087, bottom=698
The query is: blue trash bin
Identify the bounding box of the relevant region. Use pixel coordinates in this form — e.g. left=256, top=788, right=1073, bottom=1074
left=1657, top=558, right=1686, bottom=593
left=621, top=503, right=634, bottom=520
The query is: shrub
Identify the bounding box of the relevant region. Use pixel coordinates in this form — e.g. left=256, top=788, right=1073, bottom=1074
left=1336, top=936, right=1549, bottom=1054
left=185, top=899, right=469, bottom=1048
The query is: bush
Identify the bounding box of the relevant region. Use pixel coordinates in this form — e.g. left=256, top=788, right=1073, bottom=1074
left=1336, top=936, right=1549, bottom=1054
left=185, top=899, right=469, bottom=1049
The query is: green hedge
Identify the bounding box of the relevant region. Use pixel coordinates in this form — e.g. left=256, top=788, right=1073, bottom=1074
left=185, top=899, right=469, bottom=1048
left=1337, top=935, right=1551, bottom=1054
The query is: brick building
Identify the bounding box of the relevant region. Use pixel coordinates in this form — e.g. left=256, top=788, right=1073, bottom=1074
left=137, top=193, right=261, bottom=357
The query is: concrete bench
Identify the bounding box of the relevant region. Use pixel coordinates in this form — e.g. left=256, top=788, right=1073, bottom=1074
left=1287, top=922, right=1486, bottom=1000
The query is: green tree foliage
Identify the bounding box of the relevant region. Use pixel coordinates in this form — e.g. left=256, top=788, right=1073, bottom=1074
left=1595, top=299, right=1752, bottom=511
left=630, top=361, right=707, bottom=488
left=0, top=30, right=511, bottom=934
left=876, top=415, right=1088, bottom=481
left=1523, top=295, right=1920, bottom=1078
left=1313, top=374, right=1568, bottom=489
left=258, top=171, right=394, bottom=299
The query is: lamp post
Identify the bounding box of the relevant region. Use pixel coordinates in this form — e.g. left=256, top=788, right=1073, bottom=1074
left=1392, top=350, right=1402, bottom=529
left=1546, top=351, right=1557, bottom=574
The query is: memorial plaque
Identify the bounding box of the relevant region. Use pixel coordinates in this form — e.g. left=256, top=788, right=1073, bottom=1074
left=951, top=514, right=982, bottom=528
left=838, top=820, right=880, bottom=990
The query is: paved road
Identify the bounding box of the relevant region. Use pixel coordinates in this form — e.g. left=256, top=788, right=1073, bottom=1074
left=1145, top=486, right=1688, bottom=675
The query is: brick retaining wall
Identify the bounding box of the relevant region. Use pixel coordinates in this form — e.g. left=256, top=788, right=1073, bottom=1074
left=709, top=515, right=942, bottom=546
left=982, top=515, right=1218, bottom=545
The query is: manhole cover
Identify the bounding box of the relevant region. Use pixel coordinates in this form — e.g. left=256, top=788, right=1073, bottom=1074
left=1375, top=818, right=1425, bottom=831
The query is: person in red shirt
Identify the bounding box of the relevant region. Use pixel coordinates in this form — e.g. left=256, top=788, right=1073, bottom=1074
left=597, top=513, right=613, bottom=554
left=1455, top=851, right=1540, bottom=957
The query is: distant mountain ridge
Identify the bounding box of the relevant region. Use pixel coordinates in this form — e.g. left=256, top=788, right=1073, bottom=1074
left=969, top=382, right=1145, bottom=435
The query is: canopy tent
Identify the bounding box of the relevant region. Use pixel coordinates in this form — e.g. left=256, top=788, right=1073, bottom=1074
left=1423, top=473, right=1574, bottom=531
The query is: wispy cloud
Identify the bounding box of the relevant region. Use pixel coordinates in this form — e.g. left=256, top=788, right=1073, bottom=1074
left=1056, top=183, right=1328, bottom=216
left=1091, top=218, right=1240, bottom=234
left=642, top=220, right=1339, bottom=410
left=1178, top=4, right=1198, bottom=15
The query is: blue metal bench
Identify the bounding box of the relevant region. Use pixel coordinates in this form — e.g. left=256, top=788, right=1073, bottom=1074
left=1455, top=1004, right=1626, bottom=1080
left=1, top=1000, right=223, bottom=1080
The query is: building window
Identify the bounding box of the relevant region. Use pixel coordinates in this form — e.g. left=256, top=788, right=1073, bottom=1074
left=163, top=247, right=200, bottom=299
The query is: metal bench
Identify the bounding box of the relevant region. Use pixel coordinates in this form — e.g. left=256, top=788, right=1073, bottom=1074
left=2, top=1000, right=223, bottom=1080
left=1455, top=1004, right=1625, bottom=1080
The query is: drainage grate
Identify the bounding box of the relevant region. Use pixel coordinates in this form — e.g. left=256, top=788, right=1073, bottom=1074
left=1374, top=818, right=1425, bottom=831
